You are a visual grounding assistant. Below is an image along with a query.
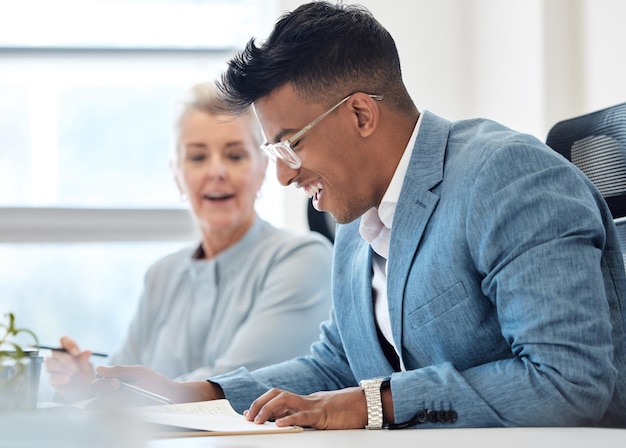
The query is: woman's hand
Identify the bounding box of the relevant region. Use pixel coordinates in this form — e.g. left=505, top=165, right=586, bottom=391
left=93, top=365, right=225, bottom=405
left=45, top=336, right=95, bottom=402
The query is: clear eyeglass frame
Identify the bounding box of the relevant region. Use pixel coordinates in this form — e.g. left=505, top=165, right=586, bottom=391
left=260, top=93, right=383, bottom=169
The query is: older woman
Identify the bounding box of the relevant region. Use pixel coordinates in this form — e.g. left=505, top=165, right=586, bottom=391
left=45, top=82, right=332, bottom=402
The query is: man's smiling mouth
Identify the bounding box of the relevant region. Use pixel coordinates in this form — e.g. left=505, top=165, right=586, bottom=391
left=303, top=182, right=323, bottom=199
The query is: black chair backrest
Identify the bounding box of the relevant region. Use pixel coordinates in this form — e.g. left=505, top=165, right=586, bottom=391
left=546, top=102, right=626, bottom=218
left=307, top=199, right=336, bottom=243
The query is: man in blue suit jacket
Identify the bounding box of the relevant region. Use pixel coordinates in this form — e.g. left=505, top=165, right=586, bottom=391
left=96, top=1, right=626, bottom=428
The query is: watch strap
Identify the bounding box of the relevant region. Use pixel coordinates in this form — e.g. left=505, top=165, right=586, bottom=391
left=360, top=377, right=388, bottom=429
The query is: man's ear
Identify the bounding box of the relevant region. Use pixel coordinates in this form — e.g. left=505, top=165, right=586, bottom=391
left=350, top=93, right=380, bottom=137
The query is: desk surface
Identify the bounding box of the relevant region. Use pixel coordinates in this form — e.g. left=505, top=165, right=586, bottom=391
left=2, top=409, right=625, bottom=447
left=148, top=427, right=626, bottom=448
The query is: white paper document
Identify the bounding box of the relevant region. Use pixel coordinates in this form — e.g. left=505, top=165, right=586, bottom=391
left=137, top=399, right=302, bottom=436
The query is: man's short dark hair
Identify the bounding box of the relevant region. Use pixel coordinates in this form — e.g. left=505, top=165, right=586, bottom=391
left=218, top=1, right=413, bottom=113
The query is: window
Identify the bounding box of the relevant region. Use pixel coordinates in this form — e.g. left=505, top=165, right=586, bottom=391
left=0, top=0, right=281, bottom=400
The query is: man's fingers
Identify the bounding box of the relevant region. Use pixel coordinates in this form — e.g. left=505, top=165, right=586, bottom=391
left=275, top=410, right=319, bottom=428
left=248, top=389, right=313, bottom=425
left=256, top=403, right=294, bottom=422
left=245, top=388, right=284, bottom=422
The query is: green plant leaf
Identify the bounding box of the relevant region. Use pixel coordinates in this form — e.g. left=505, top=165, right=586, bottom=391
left=0, top=312, right=39, bottom=360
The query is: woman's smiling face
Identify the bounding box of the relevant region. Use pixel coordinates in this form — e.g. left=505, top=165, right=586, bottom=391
left=175, top=109, right=267, bottom=237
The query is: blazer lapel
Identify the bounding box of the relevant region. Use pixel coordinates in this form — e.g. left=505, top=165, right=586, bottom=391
left=387, top=111, right=450, bottom=366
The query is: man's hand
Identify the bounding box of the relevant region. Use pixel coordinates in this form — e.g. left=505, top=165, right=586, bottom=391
left=244, top=387, right=368, bottom=429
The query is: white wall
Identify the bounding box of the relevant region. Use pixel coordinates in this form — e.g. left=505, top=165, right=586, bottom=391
left=278, top=0, right=626, bottom=232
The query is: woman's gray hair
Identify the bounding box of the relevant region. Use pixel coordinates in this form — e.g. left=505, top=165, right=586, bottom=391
left=174, top=81, right=264, bottom=155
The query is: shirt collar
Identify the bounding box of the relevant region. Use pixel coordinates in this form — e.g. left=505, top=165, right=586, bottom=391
left=359, top=113, right=423, bottom=244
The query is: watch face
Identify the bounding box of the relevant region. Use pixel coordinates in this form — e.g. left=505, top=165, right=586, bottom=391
left=360, top=377, right=389, bottom=388
left=360, top=379, right=377, bottom=389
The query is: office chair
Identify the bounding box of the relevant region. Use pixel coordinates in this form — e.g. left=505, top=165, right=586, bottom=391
left=307, top=198, right=336, bottom=243
left=546, top=102, right=626, bottom=219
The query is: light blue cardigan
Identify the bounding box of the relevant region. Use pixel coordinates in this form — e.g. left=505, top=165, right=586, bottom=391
left=109, top=217, right=332, bottom=381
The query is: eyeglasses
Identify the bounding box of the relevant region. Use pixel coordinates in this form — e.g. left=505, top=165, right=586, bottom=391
left=260, top=93, right=383, bottom=169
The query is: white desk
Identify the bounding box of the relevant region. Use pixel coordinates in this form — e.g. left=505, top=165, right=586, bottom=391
left=148, top=427, right=626, bottom=448
left=2, top=409, right=624, bottom=447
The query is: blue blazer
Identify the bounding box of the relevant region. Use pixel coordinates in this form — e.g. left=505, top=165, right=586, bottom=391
left=213, top=111, right=626, bottom=427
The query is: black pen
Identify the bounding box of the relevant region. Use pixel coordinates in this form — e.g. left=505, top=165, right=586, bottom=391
left=34, top=345, right=108, bottom=358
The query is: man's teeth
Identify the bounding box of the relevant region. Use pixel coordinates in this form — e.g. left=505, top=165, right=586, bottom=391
left=305, top=183, right=323, bottom=199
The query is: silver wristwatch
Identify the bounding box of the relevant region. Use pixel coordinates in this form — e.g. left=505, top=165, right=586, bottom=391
left=359, top=377, right=390, bottom=429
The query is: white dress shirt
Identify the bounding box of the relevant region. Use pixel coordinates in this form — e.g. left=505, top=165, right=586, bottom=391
left=359, top=113, right=422, bottom=370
